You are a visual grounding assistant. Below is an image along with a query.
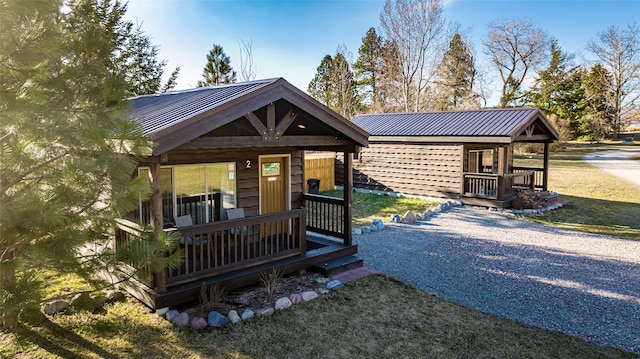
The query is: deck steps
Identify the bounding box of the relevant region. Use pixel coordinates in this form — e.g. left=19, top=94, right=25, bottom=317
left=311, top=255, right=363, bottom=277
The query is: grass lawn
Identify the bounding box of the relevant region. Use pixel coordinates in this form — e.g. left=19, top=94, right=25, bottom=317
left=2, top=275, right=634, bottom=358
left=515, top=142, right=640, bottom=240
left=320, top=189, right=439, bottom=226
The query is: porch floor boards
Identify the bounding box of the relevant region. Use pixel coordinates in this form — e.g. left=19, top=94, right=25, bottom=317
left=137, top=235, right=357, bottom=309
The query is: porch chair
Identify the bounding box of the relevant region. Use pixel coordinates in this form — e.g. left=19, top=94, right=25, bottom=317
left=175, top=214, right=204, bottom=246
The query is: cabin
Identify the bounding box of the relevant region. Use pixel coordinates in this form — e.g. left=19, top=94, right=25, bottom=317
left=116, top=78, right=369, bottom=309
left=340, top=108, right=559, bottom=208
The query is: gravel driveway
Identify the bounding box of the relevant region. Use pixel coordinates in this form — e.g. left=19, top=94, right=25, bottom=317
left=354, top=207, right=640, bottom=354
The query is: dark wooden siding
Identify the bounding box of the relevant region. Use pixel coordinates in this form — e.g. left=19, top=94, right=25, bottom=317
left=154, top=148, right=304, bottom=217
left=337, top=143, right=463, bottom=199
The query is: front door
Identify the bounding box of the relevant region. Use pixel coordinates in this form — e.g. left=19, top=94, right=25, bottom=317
left=259, top=155, right=288, bottom=214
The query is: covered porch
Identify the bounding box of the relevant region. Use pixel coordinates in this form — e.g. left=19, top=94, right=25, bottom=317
left=117, top=78, right=368, bottom=309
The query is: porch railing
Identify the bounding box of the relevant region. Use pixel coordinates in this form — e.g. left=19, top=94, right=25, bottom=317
left=303, top=194, right=345, bottom=238
left=463, top=171, right=535, bottom=201
left=116, top=209, right=306, bottom=289
left=512, top=167, right=544, bottom=189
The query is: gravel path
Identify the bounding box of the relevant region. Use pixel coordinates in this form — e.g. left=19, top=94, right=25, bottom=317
left=583, top=148, right=640, bottom=187
left=354, top=207, right=640, bottom=354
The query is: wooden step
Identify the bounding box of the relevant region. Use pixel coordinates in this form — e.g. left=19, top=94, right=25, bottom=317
left=311, top=255, right=364, bottom=277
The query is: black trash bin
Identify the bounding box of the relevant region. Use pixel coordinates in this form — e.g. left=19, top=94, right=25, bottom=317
left=307, top=178, right=320, bottom=194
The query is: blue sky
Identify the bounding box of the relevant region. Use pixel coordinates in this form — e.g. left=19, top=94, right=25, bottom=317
left=125, top=0, right=640, bottom=106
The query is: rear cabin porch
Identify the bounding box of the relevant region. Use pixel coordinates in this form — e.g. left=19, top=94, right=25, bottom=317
left=116, top=79, right=368, bottom=309
left=347, top=108, right=559, bottom=208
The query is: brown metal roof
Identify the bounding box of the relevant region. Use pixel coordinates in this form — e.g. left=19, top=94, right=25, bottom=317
left=352, top=108, right=558, bottom=143
left=129, top=79, right=277, bottom=136
left=127, top=78, right=369, bottom=155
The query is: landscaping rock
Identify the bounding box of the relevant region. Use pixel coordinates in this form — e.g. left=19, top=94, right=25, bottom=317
left=190, top=316, right=208, bottom=329
left=165, top=309, right=180, bottom=322
left=361, top=226, right=371, bottom=233
left=70, top=292, right=100, bottom=312
left=326, top=279, right=344, bottom=291
left=390, top=214, right=401, bottom=223
left=172, top=312, right=190, bottom=327
left=315, top=277, right=330, bottom=284
left=512, top=209, right=523, bottom=214
left=275, top=297, right=292, bottom=310
left=289, top=293, right=303, bottom=304
left=105, top=290, right=125, bottom=303
left=402, top=210, right=416, bottom=224
left=432, top=206, right=441, bottom=213
left=415, top=214, right=423, bottom=221
left=156, top=307, right=170, bottom=316
left=208, top=311, right=229, bottom=327
left=241, top=309, right=255, bottom=321
left=316, top=287, right=330, bottom=295
left=227, top=310, right=241, bottom=324
left=369, top=224, right=378, bottom=232
left=42, top=300, right=69, bottom=315
left=256, top=307, right=274, bottom=317
left=352, top=228, right=363, bottom=235
left=372, top=218, right=385, bottom=231
left=301, top=290, right=318, bottom=301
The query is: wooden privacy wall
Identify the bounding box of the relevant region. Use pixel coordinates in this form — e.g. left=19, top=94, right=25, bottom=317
left=337, top=143, right=463, bottom=199
left=304, top=153, right=335, bottom=192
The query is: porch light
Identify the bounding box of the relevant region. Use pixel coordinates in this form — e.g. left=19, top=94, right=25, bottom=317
left=298, top=124, right=306, bottom=129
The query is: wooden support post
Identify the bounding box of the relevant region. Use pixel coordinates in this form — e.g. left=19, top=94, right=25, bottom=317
left=543, top=142, right=550, bottom=191
left=150, top=161, right=166, bottom=293
left=343, top=151, right=353, bottom=246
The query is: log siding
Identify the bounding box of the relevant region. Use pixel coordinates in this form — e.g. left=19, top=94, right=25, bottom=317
left=337, top=143, right=463, bottom=199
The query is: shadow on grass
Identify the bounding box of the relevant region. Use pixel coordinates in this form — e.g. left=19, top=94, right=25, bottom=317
left=13, top=319, right=118, bottom=359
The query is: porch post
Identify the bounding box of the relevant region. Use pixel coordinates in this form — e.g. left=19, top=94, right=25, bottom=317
left=543, top=142, right=550, bottom=191
left=150, top=161, right=166, bottom=293
left=343, top=151, right=353, bottom=246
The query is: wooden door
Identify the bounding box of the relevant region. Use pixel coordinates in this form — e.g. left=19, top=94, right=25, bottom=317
left=260, top=156, right=287, bottom=214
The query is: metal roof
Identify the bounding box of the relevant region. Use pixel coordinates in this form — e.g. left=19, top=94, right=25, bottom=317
left=128, top=78, right=278, bottom=136
left=127, top=78, right=369, bottom=155
left=352, top=108, right=556, bottom=140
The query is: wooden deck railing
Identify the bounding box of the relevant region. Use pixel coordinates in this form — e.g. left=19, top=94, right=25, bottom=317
left=116, top=209, right=306, bottom=289
left=303, top=194, right=345, bottom=238
left=463, top=171, right=535, bottom=201
left=512, top=167, right=544, bottom=189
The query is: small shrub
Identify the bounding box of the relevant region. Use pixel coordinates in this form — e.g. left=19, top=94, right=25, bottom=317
left=258, top=267, right=285, bottom=296
left=199, top=283, right=226, bottom=313
left=512, top=189, right=545, bottom=210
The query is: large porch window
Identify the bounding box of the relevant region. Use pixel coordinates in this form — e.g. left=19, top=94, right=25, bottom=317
left=468, top=149, right=494, bottom=173
left=138, top=163, right=236, bottom=226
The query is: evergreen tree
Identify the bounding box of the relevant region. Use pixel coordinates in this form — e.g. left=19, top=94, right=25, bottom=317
left=527, top=40, right=586, bottom=138
left=434, top=33, right=479, bottom=110
left=330, top=52, right=359, bottom=118
left=0, top=0, right=180, bottom=329
left=197, top=44, right=237, bottom=86
left=308, top=55, right=334, bottom=106
left=354, top=27, right=385, bottom=113
left=120, top=24, right=181, bottom=95
left=582, top=64, right=616, bottom=140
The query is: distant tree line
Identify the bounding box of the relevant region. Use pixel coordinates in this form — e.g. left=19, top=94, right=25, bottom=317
left=307, top=0, right=640, bottom=141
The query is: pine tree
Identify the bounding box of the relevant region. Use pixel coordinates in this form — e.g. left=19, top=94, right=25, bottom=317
left=197, top=44, right=237, bottom=87
left=434, top=33, right=479, bottom=110
left=354, top=28, right=385, bottom=113
left=330, top=52, right=359, bottom=118
left=0, top=0, right=180, bottom=329
left=582, top=64, right=616, bottom=140
left=308, top=55, right=334, bottom=106
left=527, top=40, right=586, bottom=138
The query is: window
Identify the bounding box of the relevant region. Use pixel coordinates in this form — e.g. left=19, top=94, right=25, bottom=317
left=468, top=150, right=494, bottom=173
left=138, top=162, right=236, bottom=226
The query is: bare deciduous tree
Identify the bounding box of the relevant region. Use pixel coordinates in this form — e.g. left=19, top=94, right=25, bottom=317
left=484, top=18, right=549, bottom=107
left=586, top=23, right=640, bottom=139
left=380, top=0, right=447, bottom=112
left=238, top=38, right=257, bottom=82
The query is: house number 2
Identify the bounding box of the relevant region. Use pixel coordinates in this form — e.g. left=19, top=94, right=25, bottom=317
left=246, top=160, right=251, bottom=168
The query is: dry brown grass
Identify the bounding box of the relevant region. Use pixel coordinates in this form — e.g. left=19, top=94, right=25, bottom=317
left=2, top=275, right=634, bottom=358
